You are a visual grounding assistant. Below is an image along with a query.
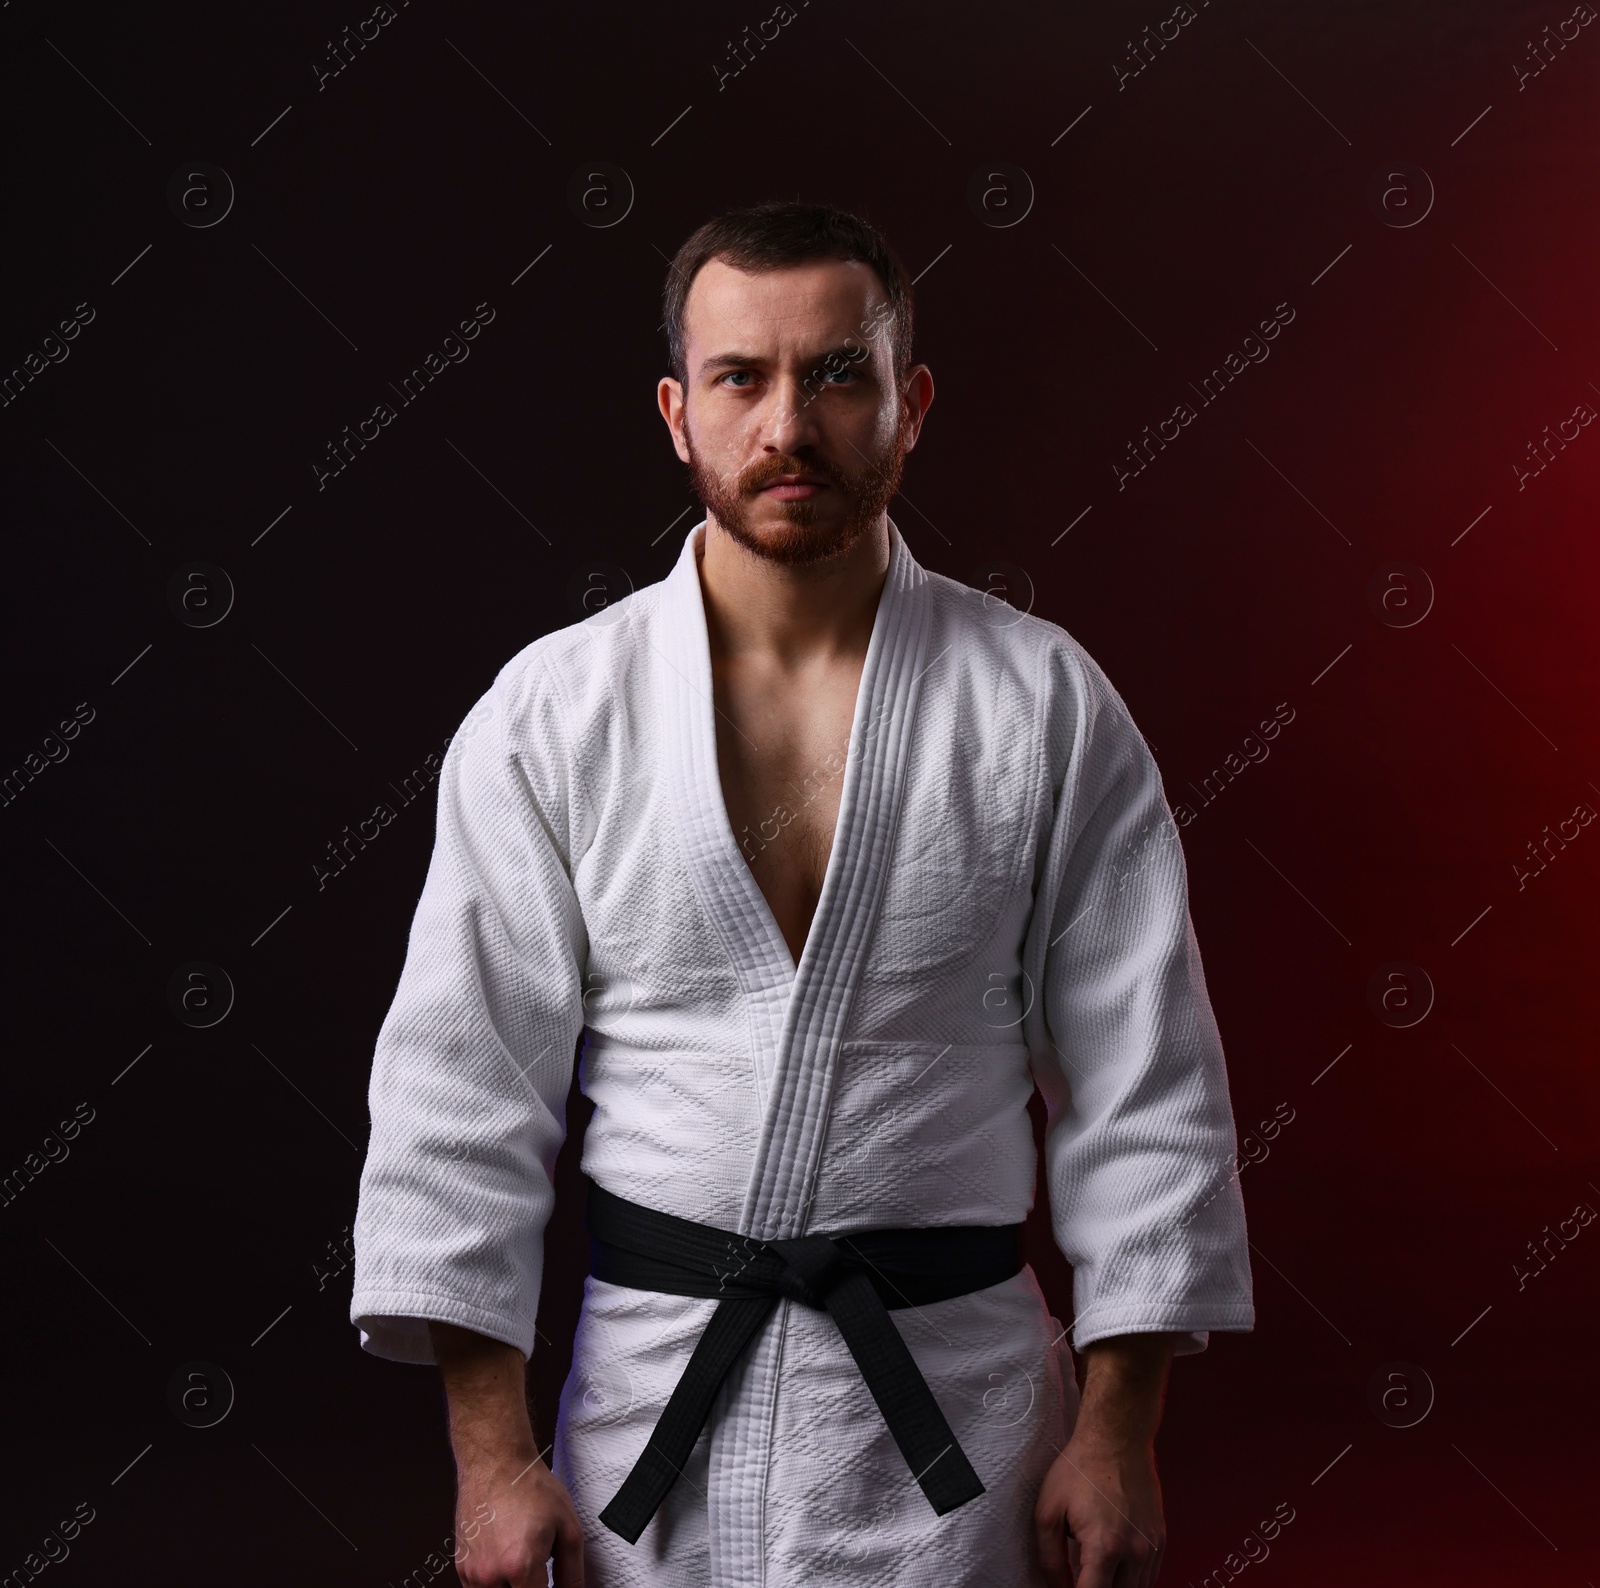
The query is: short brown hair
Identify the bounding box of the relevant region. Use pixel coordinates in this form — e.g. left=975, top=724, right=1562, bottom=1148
left=662, top=200, right=915, bottom=389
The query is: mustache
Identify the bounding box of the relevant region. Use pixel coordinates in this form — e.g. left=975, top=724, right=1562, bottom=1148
left=740, top=455, right=849, bottom=493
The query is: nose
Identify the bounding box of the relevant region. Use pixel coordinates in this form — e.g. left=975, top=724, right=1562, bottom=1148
left=759, top=369, right=827, bottom=457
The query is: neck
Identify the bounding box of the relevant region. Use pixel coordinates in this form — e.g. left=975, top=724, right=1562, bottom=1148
left=696, top=514, right=892, bottom=666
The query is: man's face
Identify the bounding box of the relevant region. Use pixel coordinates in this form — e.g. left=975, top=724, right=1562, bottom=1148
left=659, top=257, right=928, bottom=567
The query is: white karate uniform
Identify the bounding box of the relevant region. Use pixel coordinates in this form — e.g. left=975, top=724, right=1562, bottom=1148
left=350, top=518, right=1253, bottom=1585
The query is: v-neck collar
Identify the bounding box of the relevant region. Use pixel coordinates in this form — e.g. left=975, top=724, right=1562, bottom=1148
left=655, top=516, right=934, bottom=1231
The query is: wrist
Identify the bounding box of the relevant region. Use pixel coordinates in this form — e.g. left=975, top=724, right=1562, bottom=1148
left=1066, top=1420, right=1157, bottom=1461
left=1069, top=1336, right=1177, bottom=1458
left=450, top=1427, right=543, bottom=1480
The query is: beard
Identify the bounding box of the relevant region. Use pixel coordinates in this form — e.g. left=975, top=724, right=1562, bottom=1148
left=682, top=405, right=910, bottom=568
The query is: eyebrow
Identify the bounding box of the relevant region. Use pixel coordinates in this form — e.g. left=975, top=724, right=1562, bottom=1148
left=698, top=342, right=873, bottom=379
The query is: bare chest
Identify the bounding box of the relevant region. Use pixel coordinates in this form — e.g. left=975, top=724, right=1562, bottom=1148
left=711, top=660, right=863, bottom=968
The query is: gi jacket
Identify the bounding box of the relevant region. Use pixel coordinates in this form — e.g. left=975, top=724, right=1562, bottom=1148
left=351, top=518, right=1254, bottom=1585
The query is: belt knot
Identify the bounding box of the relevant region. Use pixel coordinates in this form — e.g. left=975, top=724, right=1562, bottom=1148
left=766, top=1232, right=847, bottom=1309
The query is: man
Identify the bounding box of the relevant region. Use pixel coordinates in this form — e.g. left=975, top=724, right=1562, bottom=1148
left=350, top=200, right=1253, bottom=1587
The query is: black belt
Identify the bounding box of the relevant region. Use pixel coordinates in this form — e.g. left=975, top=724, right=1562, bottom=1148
left=585, top=1177, right=1024, bottom=1545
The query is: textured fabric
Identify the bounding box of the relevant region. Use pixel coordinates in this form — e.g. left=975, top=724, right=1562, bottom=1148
left=350, top=518, right=1254, bottom=1585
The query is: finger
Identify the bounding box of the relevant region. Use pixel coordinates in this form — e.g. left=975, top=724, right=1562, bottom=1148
left=1073, top=1542, right=1122, bottom=1588
left=550, top=1519, right=584, bottom=1588
left=1034, top=1512, right=1070, bottom=1587
left=1141, top=1541, right=1164, bottom=1588
left=500, top=1542, right=548, bottom=1588
left=1118, top=1537, right=1161, bottom=1588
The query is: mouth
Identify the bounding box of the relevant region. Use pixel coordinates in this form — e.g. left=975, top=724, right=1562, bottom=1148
left=758, top=476, right=830, bottom=500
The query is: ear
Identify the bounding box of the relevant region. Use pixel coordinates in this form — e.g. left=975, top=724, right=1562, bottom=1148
left=899, top=364, right=935, bottom=452
left=658, top=375, right=691, bottom=463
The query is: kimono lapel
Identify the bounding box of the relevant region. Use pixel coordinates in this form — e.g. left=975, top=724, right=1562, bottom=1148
left=656, top=520, right=798, bottom=1096
left=656, top=517, right=934, bottom=1240
left=652, top=528, right=796, bottom=1094
left=740, top=517, right=932, bottom=1239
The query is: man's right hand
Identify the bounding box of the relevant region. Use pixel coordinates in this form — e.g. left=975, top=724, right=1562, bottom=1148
left=452, top=1449, right=585, bottom=1588
left=429, top=1320, right=586, bottom=1587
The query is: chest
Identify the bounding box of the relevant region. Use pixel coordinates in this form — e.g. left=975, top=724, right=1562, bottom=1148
left=710, top=655, right=864, bottom=963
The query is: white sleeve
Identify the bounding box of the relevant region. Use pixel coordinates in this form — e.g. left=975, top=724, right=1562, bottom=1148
left=1024, top=651, right=1254, bottom=1356
left=350, top=660, right=589, bottom=1364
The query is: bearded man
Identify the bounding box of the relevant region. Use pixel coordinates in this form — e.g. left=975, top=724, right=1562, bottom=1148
left=350, top=200, right=1254, bottom=1588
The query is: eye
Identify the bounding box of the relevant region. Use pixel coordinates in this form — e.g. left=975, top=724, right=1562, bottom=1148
left=720, top=369, right=756, bottom=388
left=824, top=367, right=856, bottom=385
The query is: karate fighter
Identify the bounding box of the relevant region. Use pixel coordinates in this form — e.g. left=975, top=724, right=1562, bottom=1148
left=351, top=201, right=1254, bottom=1587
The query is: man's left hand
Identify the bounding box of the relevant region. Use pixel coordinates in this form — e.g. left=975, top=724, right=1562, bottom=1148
left=1033, top=1330, right=1179, bottom=1587
left=1033, top=1435, right=1165, bottom=1587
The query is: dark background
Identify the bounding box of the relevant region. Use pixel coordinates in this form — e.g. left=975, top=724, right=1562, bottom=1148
left=2, top=0, right=1595, bottom=1582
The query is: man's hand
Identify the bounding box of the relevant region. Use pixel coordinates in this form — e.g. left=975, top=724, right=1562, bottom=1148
left=1034, top=1331, right=1179, bottom=1588
left=430, top=1320, right=585, bottom=1587
left=450, top=1447, right=584, bottom=1588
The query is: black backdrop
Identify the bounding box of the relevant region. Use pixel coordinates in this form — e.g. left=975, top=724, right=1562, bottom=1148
left=4, top=1, right=1596, bottom=1583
